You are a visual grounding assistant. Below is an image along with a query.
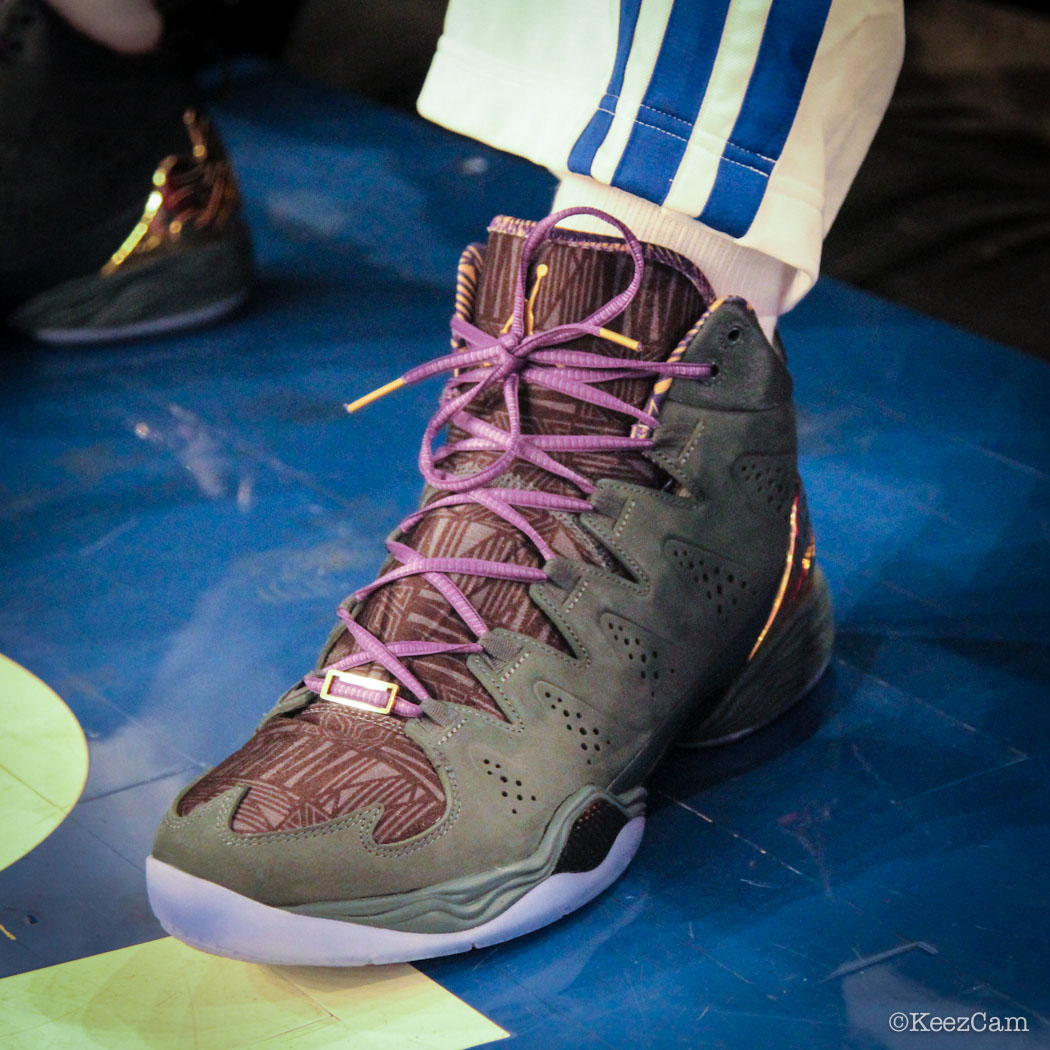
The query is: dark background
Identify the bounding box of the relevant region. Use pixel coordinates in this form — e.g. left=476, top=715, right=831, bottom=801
left=165, top=0, right=1050, bottom=361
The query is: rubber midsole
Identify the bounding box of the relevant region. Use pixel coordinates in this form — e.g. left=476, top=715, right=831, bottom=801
left=286, top=785, right=645, bottom=933
left=146, top=816, right=645, bottom=967
left=29, top=293, right=247, bottom=345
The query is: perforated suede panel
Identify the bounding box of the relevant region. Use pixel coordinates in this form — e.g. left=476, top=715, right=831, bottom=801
left=600, top=613, right=679, bottom=702
left=536, top=683, right=614, bottom=769
left=734, top=455, right=796, bottom=519
left=665, top=540, right=750, bottom=621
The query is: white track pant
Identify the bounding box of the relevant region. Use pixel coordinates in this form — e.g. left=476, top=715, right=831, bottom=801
left=418, top=0, right=904, bottom=309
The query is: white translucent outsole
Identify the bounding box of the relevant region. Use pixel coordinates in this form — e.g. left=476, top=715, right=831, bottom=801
left=146, top=815, right=645, bottom=967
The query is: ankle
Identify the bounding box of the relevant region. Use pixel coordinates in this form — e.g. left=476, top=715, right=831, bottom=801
left=551, top=175, right=792, bottom=342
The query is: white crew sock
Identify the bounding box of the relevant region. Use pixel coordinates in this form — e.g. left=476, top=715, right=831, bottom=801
left=46, top=0, right=163, bottom=53
left=552, top=174, right=794, bottom=342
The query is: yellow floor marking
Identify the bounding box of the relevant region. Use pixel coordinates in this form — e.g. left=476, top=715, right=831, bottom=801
left=0, top=656, right=505, bottom=1047
left=0, top=654, right=89, bottom=874
left=0, top=937, right=508, bottom=1050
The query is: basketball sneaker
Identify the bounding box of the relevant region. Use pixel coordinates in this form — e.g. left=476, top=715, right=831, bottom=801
left=147, top=208, right=833, bottom=965
left=0, top=0, right=252, bottom=343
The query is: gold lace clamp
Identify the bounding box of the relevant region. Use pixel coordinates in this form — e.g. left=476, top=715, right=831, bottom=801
left=320, top=669, right=399, bottom=714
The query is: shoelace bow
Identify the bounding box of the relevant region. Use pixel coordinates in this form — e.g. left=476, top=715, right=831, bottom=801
left=303, top=207, right=714, bottom=718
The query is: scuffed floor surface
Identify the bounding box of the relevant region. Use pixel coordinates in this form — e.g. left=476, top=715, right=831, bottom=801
left=1, top=64, right=1048, bottom=1050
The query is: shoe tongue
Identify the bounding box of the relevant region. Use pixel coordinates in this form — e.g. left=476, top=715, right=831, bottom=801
left=472, top=216, right=712, bottom=362
left=309, top=217, right=712, bottom=720
left=431, top=216, right=711, bottom=490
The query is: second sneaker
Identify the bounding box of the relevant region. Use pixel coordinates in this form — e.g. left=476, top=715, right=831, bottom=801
left=0, top=0, right=252, bottom=342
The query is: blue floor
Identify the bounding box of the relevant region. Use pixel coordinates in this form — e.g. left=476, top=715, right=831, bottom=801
left=2, top=65, right=1049, bottom=1048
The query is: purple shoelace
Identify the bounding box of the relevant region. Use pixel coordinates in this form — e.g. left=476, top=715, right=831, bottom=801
left=303, top=208, right=714, bottom=718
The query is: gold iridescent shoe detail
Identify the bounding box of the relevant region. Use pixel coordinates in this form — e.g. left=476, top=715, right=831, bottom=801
left=2, top=0, right=254, bottom=344
left=102, top=109, right=241, bottom=276
left=749, top=494, right=802, bottom=660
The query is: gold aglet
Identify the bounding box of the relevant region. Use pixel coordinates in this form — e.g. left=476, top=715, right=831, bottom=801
left=345, top=377, right=406, bottom=413
left=598, top=327, right=640, bottom=351
left=500, top=263, right=551, bottom=336
left=525, top=263, right=549, bottom=335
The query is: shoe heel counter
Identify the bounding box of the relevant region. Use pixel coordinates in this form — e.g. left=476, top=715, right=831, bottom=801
left=649, top=299, right=832, bottom=748
left=675, top=476, right=829, bottom=748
